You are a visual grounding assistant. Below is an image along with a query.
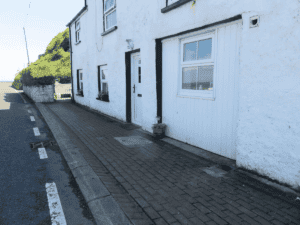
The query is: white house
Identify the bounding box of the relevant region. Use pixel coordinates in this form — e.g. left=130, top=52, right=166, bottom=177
left=66, top=0, right=300, bottom=191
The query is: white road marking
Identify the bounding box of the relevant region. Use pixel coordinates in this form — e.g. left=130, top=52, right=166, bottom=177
left=45, top=182, right=67, bottom=225
left=28, top=110, right=32, bottom=113
left=33, top=127, right=40, bottom=136
left=38, top=148, right=48, bottom=159
left=30, top=116, right=35, bottom=121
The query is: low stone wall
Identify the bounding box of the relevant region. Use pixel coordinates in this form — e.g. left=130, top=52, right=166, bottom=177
left=23, top=84, right=55, bottom=103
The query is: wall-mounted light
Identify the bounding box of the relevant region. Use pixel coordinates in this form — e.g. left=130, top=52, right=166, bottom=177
left=126, top=39, right=134, bottom=50
left=250, top=15, right=260, bottom=28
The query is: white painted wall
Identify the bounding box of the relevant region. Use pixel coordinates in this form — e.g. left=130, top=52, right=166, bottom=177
left=70, top=0, right=300, bottom=189
left=162, top=22, right=242, bottom=160
left=236, top=3, right=300, bottom=190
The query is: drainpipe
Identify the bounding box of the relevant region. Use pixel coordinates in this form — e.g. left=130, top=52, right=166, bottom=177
left=68, top=25, right=74, bottom=102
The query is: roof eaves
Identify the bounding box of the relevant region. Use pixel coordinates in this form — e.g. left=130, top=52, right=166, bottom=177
left=66, top=6, right=88, bottom=27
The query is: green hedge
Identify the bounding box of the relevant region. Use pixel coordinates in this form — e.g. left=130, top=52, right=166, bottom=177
left=12, top=28, right=70, bottom=90
left=22, top=68, right=55, bottom=87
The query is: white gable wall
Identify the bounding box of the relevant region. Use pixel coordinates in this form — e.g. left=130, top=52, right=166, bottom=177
left=70, top=0, right=300, bottom=189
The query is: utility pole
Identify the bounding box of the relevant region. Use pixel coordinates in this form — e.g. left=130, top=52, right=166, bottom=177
left=23, top=27, right=30, bottom=67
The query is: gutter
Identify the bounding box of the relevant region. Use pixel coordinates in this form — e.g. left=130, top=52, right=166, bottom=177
left=68, top=25, right=74, bottom=102
left=66, top=6, right=88, bottom=27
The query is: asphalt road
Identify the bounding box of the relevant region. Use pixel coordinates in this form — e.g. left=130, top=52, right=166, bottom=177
left=0, top=82, right=96, bottom=225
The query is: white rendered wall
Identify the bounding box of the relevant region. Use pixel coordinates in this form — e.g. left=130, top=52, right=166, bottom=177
left=70, top=0, right=300, bottom=189
left=236, top=3, right=300, bottom=190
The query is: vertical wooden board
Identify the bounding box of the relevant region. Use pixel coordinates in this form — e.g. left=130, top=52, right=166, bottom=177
left=220, top=24, right=230, bottom=157
left=227, top=23, right=238, bottom=158
left=214, top=26, right=225, bottom=156
left=225, top=24, right=236, bottom=158
left=231, top=23, right=243, bottom=159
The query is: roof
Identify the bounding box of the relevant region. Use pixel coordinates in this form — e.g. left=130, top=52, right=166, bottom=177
left=66, top=5, right=88, bottom=27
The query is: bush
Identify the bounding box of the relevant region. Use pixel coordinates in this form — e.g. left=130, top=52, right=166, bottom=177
left=22, top=68, right=55, bottom=87
left=12, top=28, right=70, bottom=89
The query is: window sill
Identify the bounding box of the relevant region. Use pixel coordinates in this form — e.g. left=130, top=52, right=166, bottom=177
left=96, top=97, right=109, bottom=102
left=161, top=0, right=193, bottom=13
left=76, top=93, right=84, bottom=97
left=75, top=41, right=81, bottom=45
left=176, top=94, right=215, bottom=101
left=101, top=26, right=118, bottom=36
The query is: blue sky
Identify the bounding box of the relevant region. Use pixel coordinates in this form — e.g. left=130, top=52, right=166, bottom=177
left=0, top=0, right=84, bottom=82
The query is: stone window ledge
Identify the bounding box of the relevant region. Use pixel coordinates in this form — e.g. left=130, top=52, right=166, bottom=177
left=161, top=0, right=193, bottom=13
left=96, top=97, right=109, bottom=102
left=75, top=41, right=81, bottom=45
left=101, top=26, right=118, bottom=36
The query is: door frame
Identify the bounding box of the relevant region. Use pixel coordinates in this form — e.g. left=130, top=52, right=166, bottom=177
left=125, top=49, right=140, bottom=123
left=131, top=52, right=142, bottom=125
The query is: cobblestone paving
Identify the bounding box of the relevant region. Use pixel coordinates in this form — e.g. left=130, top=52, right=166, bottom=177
left=46, top=101, right=300, bottom=225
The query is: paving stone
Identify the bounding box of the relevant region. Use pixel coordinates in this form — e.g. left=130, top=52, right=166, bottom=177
left=158, top=210, right=177, bottom=224
left=153, top=218, right=168, bottom=225
left=144, top=207, right=161, bottom=220
left=43, top=102, right=300, bottom=225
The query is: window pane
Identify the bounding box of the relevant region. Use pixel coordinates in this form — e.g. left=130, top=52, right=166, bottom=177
left=197, top=65, right=214, bottom=90
left=182, top=67, right=197, bottom=90
left=105, top=0, right=114, bottom=11
left=106, top=10, right=117, bottom=30
left=80, top=73, right=83, bottom=80
left=102, top=83, right=108, bottom=93
left=198, top=38, right=212, bottom=60
left=183, top=41, right=197, bottom=62
left=80, top=82, right=83, bottom=90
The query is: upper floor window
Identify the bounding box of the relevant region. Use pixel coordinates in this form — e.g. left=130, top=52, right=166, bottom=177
left=75, top=20, right=81, bottom=43
left=167, top=0, right=180, bottom=6
left=104, top=0, right=117, bottom=31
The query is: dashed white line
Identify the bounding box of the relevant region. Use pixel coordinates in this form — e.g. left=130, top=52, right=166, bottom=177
left=33, top=127, right=40, bottom=136
left=38, top=148, right=48, bottom=159
left=45, top=182, right=67, bottom=225
left=30, top=116, right=35, bottom=121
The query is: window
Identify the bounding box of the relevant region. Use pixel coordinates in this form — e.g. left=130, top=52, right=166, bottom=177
left=162, top=0, right=193, bottom=13
left=104, top=0, right=117, bottom=31
left=167, top=0, right=180, bottom=5
left=77, top=69, right=83, bottom=95
left=97, top=65, right=109, bottom=102
left=75, top=20, right=81, bottom=43
left=179, top=32, right=215, bottom=98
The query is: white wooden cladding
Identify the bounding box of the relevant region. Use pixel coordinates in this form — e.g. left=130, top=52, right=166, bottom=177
left=162, top=22, right=242, bottom=159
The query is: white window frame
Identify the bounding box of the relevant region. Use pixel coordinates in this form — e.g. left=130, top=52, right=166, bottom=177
left=167, top=0, right=180, bottom=6
left=75, top=20, right=80, bottom=43
left=104, top=0, right=117, bottom=31
left=100, top=66, right=108, bottom=94
left=178, top=31, right=217, bottom=99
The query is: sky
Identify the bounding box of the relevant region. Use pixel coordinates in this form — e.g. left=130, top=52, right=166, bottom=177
left=0, top=0, right=85, bottom=82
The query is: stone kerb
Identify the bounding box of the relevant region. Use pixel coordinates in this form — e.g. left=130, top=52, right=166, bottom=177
left=23, top=84, right=55, bottom=103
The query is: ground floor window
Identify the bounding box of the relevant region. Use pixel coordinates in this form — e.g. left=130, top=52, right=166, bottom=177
left=97, top=65, right=109, bottom=102
left=77, top=69, right=83, bottom=95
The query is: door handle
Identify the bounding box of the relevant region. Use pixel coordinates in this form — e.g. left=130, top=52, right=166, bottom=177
left=133, top=84, right=135, bottom=93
